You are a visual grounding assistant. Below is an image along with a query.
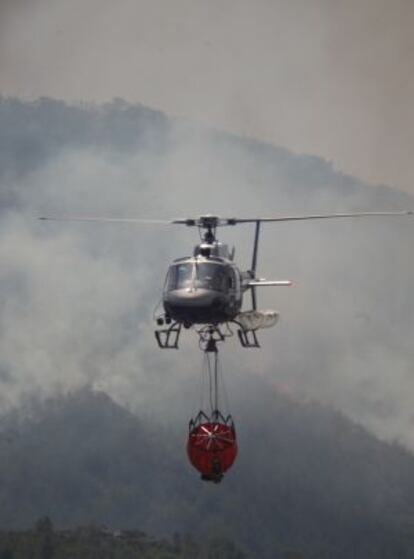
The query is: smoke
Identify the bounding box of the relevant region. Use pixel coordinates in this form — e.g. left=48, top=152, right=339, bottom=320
left=0, top=99, right=413, bottom=454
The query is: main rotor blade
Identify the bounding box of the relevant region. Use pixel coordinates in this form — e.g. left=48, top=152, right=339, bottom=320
left=39, top=210, right=414, bottom=227
left=232, top=210, right=413, bottom=224
left=38, top=216, right=172, bottom=224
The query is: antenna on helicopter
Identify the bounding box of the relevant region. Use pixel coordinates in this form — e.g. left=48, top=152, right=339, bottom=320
left=250, top=221, right=261, bottom=311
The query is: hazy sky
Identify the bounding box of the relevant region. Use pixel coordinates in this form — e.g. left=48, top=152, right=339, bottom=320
left=1, top=0, right=414, bottom=194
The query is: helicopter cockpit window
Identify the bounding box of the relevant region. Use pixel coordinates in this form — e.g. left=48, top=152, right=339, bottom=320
left=195, top=263, right=227, bottom=292
left=167, top=263, right=193, bottom=290
left=167, top=262, right=229, bottom=292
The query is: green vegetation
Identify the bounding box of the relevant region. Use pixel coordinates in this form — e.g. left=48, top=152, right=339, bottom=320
left=0, top=518, right=247, bottom=559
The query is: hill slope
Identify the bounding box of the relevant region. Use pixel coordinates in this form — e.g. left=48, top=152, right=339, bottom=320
left=1, top=387, right=414, bottom=558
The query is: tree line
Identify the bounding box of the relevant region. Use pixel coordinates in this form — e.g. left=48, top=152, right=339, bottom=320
left=0, top=517, right=249, bottom=559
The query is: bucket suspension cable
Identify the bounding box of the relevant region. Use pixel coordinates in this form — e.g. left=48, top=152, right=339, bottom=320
left=187, top=331, right=238, bottom=482
left=204, top=346, right=220, bottom=419
left=196, top=335, right=232, bottom=424
left=198, top=351, right=213, bottom=415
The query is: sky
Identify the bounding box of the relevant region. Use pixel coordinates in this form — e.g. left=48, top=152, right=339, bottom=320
left=1, top=0, right=414, bottom=195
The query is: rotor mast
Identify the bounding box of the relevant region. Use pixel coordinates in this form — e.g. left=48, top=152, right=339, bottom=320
left=202, top=222, right=217, bottom=244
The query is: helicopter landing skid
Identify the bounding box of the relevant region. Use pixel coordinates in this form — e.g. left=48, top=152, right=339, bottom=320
left=236, top=327, right=260, bottom=348
left=155, top=322, right=182, bottom=349
left=155, top=320, right=260, bottom=349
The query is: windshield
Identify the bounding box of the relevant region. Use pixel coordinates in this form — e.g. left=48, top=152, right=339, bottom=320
left=167, top=262, right=228, bottom=292
left=196, top=263, right=227, bottom=291
left=167, top=263, right=193, bottom=290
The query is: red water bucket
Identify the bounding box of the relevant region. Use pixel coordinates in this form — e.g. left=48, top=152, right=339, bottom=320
left=187, top=420, right=237, bottom=482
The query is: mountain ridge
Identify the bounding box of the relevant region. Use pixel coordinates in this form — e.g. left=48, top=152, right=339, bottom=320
left=1, top=386, right=414, bottom=558
left=1, top=96, right=412, bottom=211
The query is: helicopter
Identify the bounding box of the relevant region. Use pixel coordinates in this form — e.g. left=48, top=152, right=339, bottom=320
left=40, top=210, right=413, bottom=350
left=39, top=209, right=414, bottom=482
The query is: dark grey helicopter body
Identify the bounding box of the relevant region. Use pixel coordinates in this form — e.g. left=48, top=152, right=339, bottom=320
left=162, top=242, right=243, bottom=326
left=155, top=215, right=293, bottom=348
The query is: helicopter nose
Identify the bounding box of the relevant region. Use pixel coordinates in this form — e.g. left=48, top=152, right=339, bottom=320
left=163, top=289, right=226, bottom=322
left=166, top=288, right=222, bottom=306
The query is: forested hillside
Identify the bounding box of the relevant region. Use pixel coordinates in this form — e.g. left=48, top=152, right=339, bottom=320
left=0, top=518, right=247, bottom=559
left=0, top=388, right=413, bottom=558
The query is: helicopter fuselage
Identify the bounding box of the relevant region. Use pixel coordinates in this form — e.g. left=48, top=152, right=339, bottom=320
left=162, top=251, right=244, bottom=326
